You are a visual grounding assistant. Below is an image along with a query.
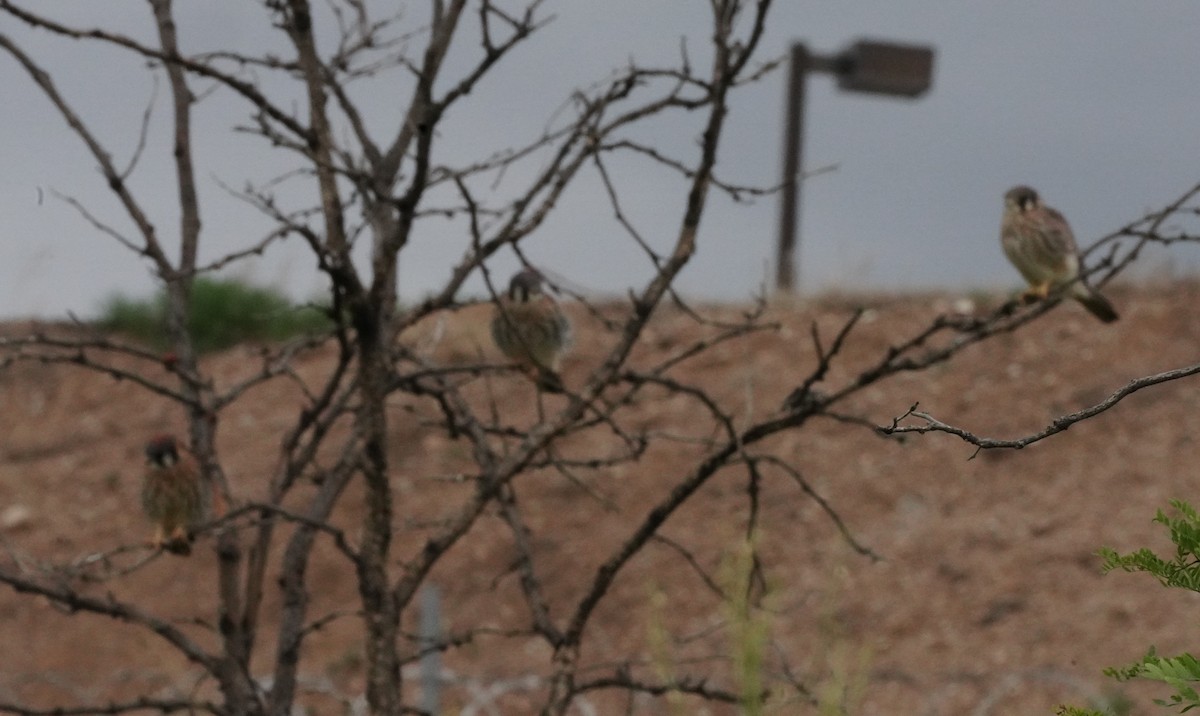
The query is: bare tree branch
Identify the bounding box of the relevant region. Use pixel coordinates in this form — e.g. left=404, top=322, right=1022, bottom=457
left=8, top=2, right=1199, bottom=715
left=880, top=361, right=1200, bottom=456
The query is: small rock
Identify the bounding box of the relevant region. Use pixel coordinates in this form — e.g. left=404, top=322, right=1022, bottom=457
left=1, top=504, right=33, bottom=531
left=952, top=297, right=976, bottom=315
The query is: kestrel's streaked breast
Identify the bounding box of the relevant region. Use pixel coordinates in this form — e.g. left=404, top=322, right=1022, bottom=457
left=491, top=269, right=572, bottom=392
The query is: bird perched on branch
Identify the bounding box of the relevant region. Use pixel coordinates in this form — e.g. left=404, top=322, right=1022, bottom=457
left=1000, top=185, right=1118, bottom=323
left=491, top=268, right=572, bottom=393
left=141, top=434, right=206, bottom=555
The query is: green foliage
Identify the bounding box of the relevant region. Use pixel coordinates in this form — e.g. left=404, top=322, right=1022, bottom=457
left=1100, top=500, right=1200, bottom=592
left=645, top=585, right=688, bottom=716
left=1145, top=655, right=1200, bottom=711
left=99, top=293, right=164, bottom=343
left=1056, top=707, right=1114, bottom=716
left=1063, top=500, right=1200, bottom=713
left=721, top=538, right=771, bottom=716
left=1105, top=648, right=1200, bottom=712
left=98, top=277, right=330, bottom=353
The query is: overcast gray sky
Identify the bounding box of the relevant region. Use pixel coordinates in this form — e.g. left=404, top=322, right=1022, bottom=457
left=2, top=2, right=1198, bottom=318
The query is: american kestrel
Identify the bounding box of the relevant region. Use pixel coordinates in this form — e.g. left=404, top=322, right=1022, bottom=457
left=142, top=435, right=205, bottom=555
left=1000, top=185, right=1118, bottom=323
left=491, top=269, right=572, bottom=393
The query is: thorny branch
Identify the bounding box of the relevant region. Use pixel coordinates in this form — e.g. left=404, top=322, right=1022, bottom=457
left=0, top=564, right=219, bottom=673
left=881, top=361, right=1200, bottom=457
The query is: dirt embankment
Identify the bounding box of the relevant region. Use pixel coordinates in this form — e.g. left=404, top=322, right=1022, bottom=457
left=0, top=283, right=1196, bottom=714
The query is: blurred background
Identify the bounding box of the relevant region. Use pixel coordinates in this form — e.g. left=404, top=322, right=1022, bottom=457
left=1, top=1, right=1198, bottom=317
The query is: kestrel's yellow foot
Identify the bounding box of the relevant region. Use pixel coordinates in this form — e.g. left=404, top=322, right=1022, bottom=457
left=146, top=526, right=190, bottom=554
left=148, top=525, right=166, bottom=551
left=1019, top=283, right=1050, bottom=304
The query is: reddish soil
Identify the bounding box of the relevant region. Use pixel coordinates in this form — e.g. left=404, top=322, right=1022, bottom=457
left=1, top=282, right=1197, bottom=715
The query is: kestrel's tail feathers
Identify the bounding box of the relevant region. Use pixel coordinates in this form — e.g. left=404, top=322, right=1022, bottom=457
left=534, top=366, right=566, bottom=394
left=164, top=537, right=193, bottom=556
left=1071, top=282, right=1119, bottom=323
left=151, top=529, right=193, bottom=556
